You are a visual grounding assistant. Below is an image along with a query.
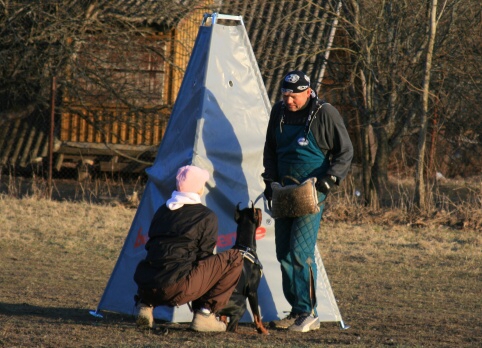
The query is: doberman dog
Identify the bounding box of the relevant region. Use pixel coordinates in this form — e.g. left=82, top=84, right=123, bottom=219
left=219, top=203, right=269, bottom=334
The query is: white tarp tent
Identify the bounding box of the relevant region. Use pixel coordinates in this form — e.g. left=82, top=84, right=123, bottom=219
left=91, top=13, right=345, bottom=327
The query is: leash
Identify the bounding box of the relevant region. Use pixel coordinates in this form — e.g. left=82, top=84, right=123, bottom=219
left=252, top=193, right=264, bottom=206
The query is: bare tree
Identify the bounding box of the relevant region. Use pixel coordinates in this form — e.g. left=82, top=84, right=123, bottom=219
left=0, top=1, right=214, bottom=169
left=0, top=2, right=209, bottom=132
left=414, top=0, right=443, bottom=209
left=429, top=0, right=482, bottom=178
left=1, top=0, right=480, bottom=186
left=342, top=1, right=427, bottom=206
left=340, top=0, right=481, bottom=209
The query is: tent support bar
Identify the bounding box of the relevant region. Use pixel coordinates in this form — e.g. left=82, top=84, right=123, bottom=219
left=202, top=12, right=244, bottom=26
left=89, top=310, right=104, bottom=318
left=339, top=320, right=350, bottom=330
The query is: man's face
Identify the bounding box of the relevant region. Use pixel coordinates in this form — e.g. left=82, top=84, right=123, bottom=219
left=282, top=88, right=311, bottom=112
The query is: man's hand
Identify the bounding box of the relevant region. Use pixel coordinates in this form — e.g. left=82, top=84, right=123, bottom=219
left=315, top=175, right=337, bottom=195
left=263, top=180, right=273, bottom=210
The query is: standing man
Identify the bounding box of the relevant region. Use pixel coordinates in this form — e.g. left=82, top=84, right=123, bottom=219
left=263, top=71, right=353, bottom=332
left=134, top=165, right=244, bottom=332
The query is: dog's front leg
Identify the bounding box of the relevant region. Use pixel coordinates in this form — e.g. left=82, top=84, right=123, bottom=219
left=253, top=313, right=269, bottom=335
left=247, top=293, right=269, bottom=335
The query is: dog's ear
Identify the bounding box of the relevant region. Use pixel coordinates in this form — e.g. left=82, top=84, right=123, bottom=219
left=250, top=201, right=256, bottom=219
left=255, top=208, right=262, bottom=228
left=235, top=202, right=241, bottom=222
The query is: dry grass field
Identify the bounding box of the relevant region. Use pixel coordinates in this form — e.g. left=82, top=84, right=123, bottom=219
left=0, top=176, right=481, bottom=347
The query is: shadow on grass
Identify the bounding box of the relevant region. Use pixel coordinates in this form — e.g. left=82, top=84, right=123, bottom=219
left=0, top=302, right=134, bottom=325
left=0, top=301, right=287, bottom=337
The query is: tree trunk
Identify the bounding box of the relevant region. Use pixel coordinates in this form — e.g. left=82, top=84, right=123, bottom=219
left=372, top=124, right=389, bottom=208
left=414, top=0, right=438, bottom=210
left=356, top=69, right=376, bottom=206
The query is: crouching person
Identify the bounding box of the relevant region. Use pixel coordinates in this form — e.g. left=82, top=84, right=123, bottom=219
left=133, top=165, right=243, bottom=332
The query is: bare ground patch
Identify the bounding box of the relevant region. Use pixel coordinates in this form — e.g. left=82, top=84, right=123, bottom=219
left=0, top=196, right=480, bottom=347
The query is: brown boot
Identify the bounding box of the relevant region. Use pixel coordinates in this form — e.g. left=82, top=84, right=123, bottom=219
left=190, top=312, right=227, bottom=332
left=136, top=303, right=154, bottom=329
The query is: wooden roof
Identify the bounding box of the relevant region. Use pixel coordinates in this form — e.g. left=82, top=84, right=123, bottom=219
left=66, top=0, right=215, bottom=30
left=58, top=0, right=341, bottom=104
left=219, top=0, right=343, bottom=105
left=86, top=0, right=342, bottom=104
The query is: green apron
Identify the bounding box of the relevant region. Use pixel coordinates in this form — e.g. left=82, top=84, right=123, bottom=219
left=275, top=118, right=330, bottom=316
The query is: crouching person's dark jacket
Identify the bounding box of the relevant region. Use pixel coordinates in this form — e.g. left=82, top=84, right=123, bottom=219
left=134, top=203, right=218, bottom=290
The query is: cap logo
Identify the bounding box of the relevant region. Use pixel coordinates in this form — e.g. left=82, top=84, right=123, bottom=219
left=284, top=74, right=300, bottom=83
left=297, top=85, right=309, bottom=91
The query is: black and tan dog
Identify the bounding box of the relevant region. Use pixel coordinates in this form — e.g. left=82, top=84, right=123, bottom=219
left=219, top=203, right=269, bottom=334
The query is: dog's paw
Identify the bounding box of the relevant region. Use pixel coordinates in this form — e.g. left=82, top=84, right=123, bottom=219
left=256, top=326, right=269, bottom=335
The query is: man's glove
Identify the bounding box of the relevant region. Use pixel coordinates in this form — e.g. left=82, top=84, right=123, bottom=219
left=263, top=180, right=273, bottom=210
left=315, top=175, right=337, bottom=195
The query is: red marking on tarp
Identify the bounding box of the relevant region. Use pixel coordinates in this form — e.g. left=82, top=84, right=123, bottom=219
left=217, top=227, right=267, bottom=248
left=134, top=226, right=147, bottom=248
left=256, top=227, right=266, bottom=240
left=217, top=232, right=236, bottom=248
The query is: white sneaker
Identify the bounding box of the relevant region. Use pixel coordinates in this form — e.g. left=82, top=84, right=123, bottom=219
left=190, top=312, right=227, bottom=332
left=288, top=314, right=320, bottom=332
left=136, top=303, right=154, bottom=329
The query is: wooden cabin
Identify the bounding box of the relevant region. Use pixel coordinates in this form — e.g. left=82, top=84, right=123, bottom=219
left=56, top=2, right=213, bottom=175
left=1, top=0, right=352, bottom=178
left=0, top=1, right=214, bottom=177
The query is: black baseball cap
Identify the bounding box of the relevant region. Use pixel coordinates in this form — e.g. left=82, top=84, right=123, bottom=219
left=281, top=70, right=311, bottom=94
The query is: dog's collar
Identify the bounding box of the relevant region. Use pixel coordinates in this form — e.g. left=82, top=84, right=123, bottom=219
left=239, top=249, right=263, bottom=271
left=233, top=244, right=263, bottom=269
left=234, top=243, right=254, bottom=253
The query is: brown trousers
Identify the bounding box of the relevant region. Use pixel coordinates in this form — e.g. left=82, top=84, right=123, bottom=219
left=138, top=249, right=243, bottom=313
